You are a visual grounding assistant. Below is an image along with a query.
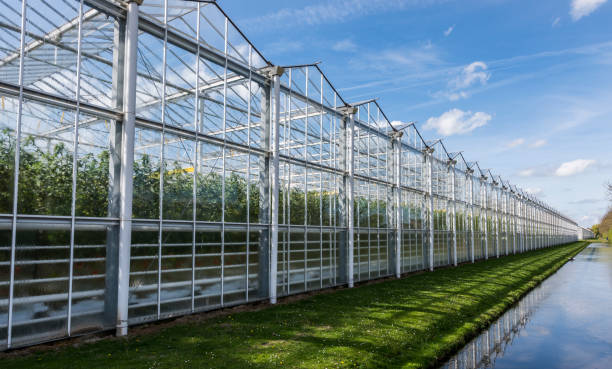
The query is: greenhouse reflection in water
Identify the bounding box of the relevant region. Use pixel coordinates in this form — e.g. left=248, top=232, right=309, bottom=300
left=441, top=289, right=545, bottom=369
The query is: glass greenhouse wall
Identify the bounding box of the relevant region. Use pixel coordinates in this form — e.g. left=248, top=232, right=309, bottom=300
left=0, top=0, right=588, bottom=349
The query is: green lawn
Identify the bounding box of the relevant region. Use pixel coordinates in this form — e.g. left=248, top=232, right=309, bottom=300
left=4, top=242, right=587, bottom=369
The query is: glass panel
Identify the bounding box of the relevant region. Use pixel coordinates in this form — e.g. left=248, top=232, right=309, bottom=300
left=0, top=95, right=17, bottom=214
left=194, top=230, right=221, bottom=310
left=12, top=229, right=70, bottom=346
left=70, top=230, right=107, bottom=334
left=133, top=127, right=160, bottom=219
left=128, top=228, right=158, bottom=323
left=18, top=99, right=74, bottom=216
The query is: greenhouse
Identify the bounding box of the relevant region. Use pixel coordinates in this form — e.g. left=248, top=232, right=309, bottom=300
left=0, top=0, right=584, bottom=349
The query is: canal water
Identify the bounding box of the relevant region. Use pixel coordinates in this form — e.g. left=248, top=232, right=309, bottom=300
left=440, top=243, right=612, bottom=369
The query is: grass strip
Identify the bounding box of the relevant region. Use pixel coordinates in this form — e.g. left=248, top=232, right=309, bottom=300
left=4, top=241, right=587, bottom=369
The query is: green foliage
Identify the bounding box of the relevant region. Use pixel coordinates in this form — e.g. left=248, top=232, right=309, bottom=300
left=0, top=130, right=446, bottom=228
left=0, top=128, right=14, bottom=214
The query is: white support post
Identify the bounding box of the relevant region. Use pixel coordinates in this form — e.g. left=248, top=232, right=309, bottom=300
left=425, top=149, right=435, bottom=271
left=116, top=0, right=140, bottom=337
left=469, top=172, right=475, bottom=263
left=339, top=106, right=356, bottom=287
left=482, top=178, right=488, bottom=260
left=503, top=188, right=509, bottom=255
left=512, top=192, right=517, bottom=254
left=347, top=111, right=355, bottom=287
left=494, top=183, right=499, bottom=258
left=266, top=66, right=283, bottom=304
left=393, top=132, right=402, bottom=278
left=450, top=163, right=457, bottom=266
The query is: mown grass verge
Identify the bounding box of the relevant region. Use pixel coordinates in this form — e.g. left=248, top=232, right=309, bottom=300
left=3, top=242, right=587, bottom=369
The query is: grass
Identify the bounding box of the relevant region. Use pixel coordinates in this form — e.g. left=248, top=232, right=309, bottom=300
left=4, top=241, right=587, bottom=369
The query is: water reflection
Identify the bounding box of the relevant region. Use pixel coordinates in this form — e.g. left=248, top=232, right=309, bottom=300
left=441, top=289, right=546, bottom=369
left=441, top=243, right=612, bottom=369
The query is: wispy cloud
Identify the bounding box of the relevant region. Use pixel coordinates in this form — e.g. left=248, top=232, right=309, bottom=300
left=530, top=139, right=547, bottom=148
left=518, top=168, right=536, bottom=177
left=525, top=187, right=544, bottom=196
left=342, top=40, right=612, bottom=102
left=569, top=198, right=604, bottom=204
left=423, top=108, right=492, bottom=136
left=444, top=25, right=455, bottom=36
left=555, top=159, right=596, bottom=176
left=348, top=42, right=444, bottom=73
left=242, top=0, right=448, bottom=30
left=505, top=138, right=525, bottom=149
left=262, top=40, right=303, bottom=56
left=332, top=39, right=357, bottom=52
left=570, top=0, right=608, bottom=21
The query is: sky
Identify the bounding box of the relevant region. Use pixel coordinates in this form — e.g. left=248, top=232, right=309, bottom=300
left=218, top=0, right=612, bottom=227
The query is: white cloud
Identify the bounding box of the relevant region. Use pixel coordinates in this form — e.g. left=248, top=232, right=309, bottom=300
left=525, top=187, right=543, bottom=196
left=244, top=0, right=447, bottom=29
left=332, top=39, right=357, bottom=52
left=506, top=138, right=525, bottom=149
left=570, top=0, right=608, bottom=21
left=438, top=61, right=491, bottom=101
left=555, top=159, right=596, bottom=176
left=350, top=43, right=443, bottom=73
left=530, top=139, right=547, bottom=148
left=423, top=108, right=491, bottom=136
left=444, top=25, right=455, bottom=36
left=451, top=61, right=490, bottom=89
left=518, top=168, right=535, bottom=177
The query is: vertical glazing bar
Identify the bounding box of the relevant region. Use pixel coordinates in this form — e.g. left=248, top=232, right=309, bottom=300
left=157, top=0, right=169, bottom=320
left=7, top=0, right=28, bottom=348
left=220, top=17, right=228, bottom=306
left=347, top=110, right=355, bottom=287
left=286, top=71, right=292, bottom=295
left=116, top=0, right=139, bottom=336
left=67, top=0, right=84, bottom=336
left=245, top=44, right=252, bottom=301
left=319, top=75, right=324, bottom=289
left=191, top=3, right=201, bottom=312
left=258, top=77, right=270, bottom=299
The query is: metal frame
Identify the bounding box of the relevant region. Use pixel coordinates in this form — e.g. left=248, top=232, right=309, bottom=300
left=0, top=0, right=586, bottom=349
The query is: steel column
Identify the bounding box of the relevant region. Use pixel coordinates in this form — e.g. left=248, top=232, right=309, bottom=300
left=116, top=0, right=139, bottom=336
left=469, top=173, right=475, bottom=263
left=494, top=183, right=499, bottom=258
left=482, top=178, right=488, bottom=260
left=347, top=110, right=355, bottom=287
left=425, top=149, right=434, bottom=271
left=451, top=164, right=457, bottom=266
left=267, top=66, right=283, bottom=304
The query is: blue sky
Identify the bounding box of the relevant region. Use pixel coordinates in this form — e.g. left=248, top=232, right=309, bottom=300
left=220, top=0, right=612, bottom=227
